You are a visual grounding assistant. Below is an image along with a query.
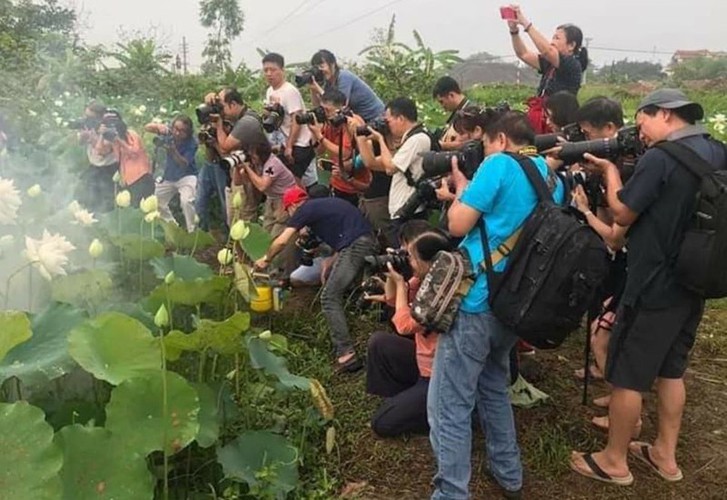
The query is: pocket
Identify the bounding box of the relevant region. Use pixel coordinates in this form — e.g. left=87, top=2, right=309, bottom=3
left=453, top=313, right=488, bottom=363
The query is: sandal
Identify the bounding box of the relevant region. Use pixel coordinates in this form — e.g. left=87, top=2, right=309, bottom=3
left=593, top=395, right=611, bottom=408
left=569, top=452, right=634, bottom=486
left=628, top=442, right=683, bottom=482
left=335, top=353, right=363, bottom=374
left=591, top=415, right=642, bottom=439
left=574, top=364, right=604, bottom=381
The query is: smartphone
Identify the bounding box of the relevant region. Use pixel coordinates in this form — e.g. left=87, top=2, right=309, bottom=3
left=318, top=158, right=335, bottom=172
left=500, top=6, right=516, bottom=20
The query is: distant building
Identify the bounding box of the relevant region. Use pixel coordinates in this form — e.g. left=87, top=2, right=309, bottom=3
left=668, top=50, right=727, bottom=74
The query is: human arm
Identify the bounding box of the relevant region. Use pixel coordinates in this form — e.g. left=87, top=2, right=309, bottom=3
left=447, top=158, right=482, bottom=237
left=572, top=184, right=628, bottom=249
left=243, top=163, right=272, bottom=192
left=512, top=5, right=561, bottom=67
left=582, top=153, right=639, bottom=227
left=254, top=227, right=298, bottom=269
left=508, top=19, right=540, bottom=70
left=216, top=120, right=242, bottom=154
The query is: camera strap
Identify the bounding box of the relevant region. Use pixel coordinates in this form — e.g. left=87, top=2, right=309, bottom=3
left=401, top=124, right=432, bottom=187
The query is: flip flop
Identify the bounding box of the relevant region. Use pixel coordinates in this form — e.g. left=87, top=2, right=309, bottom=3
left=574, top=365, right=604, bottom=381
left=593, top=395, right=611, bottom=408
left=335, top=354, right=363, bottom=374
left=628, top=442, right=684, bottom=482
left=569, top=452, right=634, bottom=486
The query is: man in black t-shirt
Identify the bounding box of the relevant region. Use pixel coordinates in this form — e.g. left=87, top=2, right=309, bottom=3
left=255, top=186, right=376, bottom=373
left=570, top=89, right=725, bottom=486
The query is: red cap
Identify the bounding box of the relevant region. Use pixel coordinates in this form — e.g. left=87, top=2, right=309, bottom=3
left=282, top=186, right=308, bottom=210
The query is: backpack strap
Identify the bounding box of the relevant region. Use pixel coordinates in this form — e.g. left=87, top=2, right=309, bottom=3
left=654, top=141, right=716, bottom=179
left=400, top=124, right=432, bottom=187
left=504, top=152, right=553, bottom=202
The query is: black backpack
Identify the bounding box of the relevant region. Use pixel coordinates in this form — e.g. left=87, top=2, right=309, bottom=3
left=483, top=154, right=609, bottom=349
left=653, top=140, right=727, bottom=298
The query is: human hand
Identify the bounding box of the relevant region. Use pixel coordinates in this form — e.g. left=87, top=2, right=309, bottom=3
left=582, top=153, right=617, bottom=175
left=436, top=177, right=455, bottom=202
left=450, top=156, right=468, bottom=192
left=511, top=5, right=530, bottom=27
left=204, top=92, right=218, bottom=105
left=254, top=257, right=269, bottom=270
left=284, top=145, right=294, bottom=164
left=572, top=184, right=590, bottom=213
left=385, top=262, right=405, bottom=285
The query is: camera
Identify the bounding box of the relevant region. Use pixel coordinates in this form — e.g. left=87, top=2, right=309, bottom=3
left=355, top=275, right=385, bottom=311
left=262, top=103, right=285, bottom=133
left=328, top=107, right=353, bottom=128
left=421, top=140, right=485, bottom=180
left=198, top=120, right=233, bottom=144
left=355, top=117, right=390, bottom=137
left=296, top=233, right=322, bottom=267
left=294, top=67, right=325, bottom=88
left=219, top=150, right=248, bottom=170
left=295, top=106, right=327, bottom=126
left=363, top=249, right=412, bottom=279
left=558, top=126, right=644, bottom=165
left=534, top=122, right=587, bottom=153
left=195, top=102, right=224, bottom=125
left=153, top=134, right=174, bottom=148
left=68, top=117, right=100, bottom=131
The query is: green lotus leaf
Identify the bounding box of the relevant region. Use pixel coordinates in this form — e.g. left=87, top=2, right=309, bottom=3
left=99, top=302, right=156, bottom=332
left=68, top=312, right=161, bottom=385
left=108, top=233, right=165, bottom=261
left=0, top=303, right=86, bottom=386
left=98, top=207, right=146, bottom=236
left=145, top=276, right=229, bottom=309
left=150, top=253, right=214, bottom=282
left=105, top=372, right=200, bottom=456
left=158, top=220, right=216, bottom=251
left=217, top=431, right=299, bottom=497
left=54, top=425, right=154, bottom=500
left=239, top=222, right=272, bottom=261
left=162, top=312, right=250, bottom=361
left=51, top=270, right=113, bottom=309
left=0, top=311, right=31, bottom=363
left=193, top=383, right=220, bottom=448
left=246, top=336, right=310, bottom=390
left=233, top=262, right=258, bottom=302
left=0, top=402, right=63, bottom=500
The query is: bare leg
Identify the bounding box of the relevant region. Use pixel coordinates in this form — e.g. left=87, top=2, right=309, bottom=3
left=647, top=377, right=685, bottom=475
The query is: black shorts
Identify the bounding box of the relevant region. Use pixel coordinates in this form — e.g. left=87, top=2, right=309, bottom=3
left=605, top=296, right=704, bottom=392
left=288, top=146, right=316, bottom=179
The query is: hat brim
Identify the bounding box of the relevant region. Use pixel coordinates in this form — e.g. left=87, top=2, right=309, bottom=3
left=638, top=101, right=704, bottom=121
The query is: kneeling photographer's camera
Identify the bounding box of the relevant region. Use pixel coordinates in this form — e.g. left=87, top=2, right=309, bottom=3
left=262, top=103, right=285, bottom=133
left=296, top=233, right=322, bottom=267
left=294, top=67, right=325, bottom=88
left=295, top=106, right=327, bottom=126
left=364, top=249, right=412, bottom=280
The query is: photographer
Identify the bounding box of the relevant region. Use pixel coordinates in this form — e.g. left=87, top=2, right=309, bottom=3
left=570, top=89, right=722, bottom=486
left=308, top=49, right=385, bottom=122
left=504, top=5, right=587, bottom=133
left=262, top=53, right=317, bottom=186
left=432, top=76, right=473, bottom=151
left=429, top=112, right=565, bottom=498
left=544, top=90, right=580, bottom=133
left=96, top=110, right=153, bottom=206
left=308, top=89, right=371, bottom=205
left=366, top=227, right=452, bottom=437
left=359, top=97, right=432, bottom=242
left=207, top=87, right=268, bottom=223
left=75, top=101, right=119, bottom=213
left=144, top=115, right=199, bottom=232
left=255, top=186, right=376, bottom=372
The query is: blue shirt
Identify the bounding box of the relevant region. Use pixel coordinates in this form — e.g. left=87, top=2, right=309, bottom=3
left=287, top=197, right=372, bottom=251
left=329, top=69, right=385, bottom=122
left=163, top=137, right=198, bottom=182
left=458, top=153, right=565, bottom=313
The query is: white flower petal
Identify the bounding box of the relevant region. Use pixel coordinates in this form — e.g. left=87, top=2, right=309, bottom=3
left=0, top=177, right=22, bottom=225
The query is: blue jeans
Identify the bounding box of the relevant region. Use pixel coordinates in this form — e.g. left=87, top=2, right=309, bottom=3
left=195, top=162, right=229, bottom=232
left=428, top=311, right=522, bottom=498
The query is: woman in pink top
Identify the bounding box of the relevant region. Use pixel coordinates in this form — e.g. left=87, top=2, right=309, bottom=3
left=96, top=111, right=154, bottom=206
left=365, top=226, right=453, bottom=437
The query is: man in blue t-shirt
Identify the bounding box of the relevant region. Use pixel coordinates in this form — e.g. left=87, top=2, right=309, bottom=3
left=146, top=115, right=199, bottom=232
left=427, top=112, right=564, bottom=499
left=255, top=186, right=376, bottom=373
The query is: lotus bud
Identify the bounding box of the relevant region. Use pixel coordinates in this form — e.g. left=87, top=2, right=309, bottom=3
left=88, top=239, right=104, bottom=259
left=112, top=171, right=121, bottom=184
left=140, top=195, right=158, bottom=214
left=164, top=271, right=176, bottom=285
left=232, top=191, right=243, bottom=209
left=229, top=220, right=249, bottom=241
left=259, top=330, right=272, bottom=341
left=154, top=304, right=169, bottom=328
left=217, top=248, right=233, bottom=266
left=144, top=210, right=160, bottom=223
left=27, top=184, right=42, bottom=197
left=116, top=190, right=131, bottom=208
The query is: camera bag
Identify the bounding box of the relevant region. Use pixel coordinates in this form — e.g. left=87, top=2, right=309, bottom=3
left=484, top=154, right=609, bottom=349
left=653, top=140, right=727, bottom=298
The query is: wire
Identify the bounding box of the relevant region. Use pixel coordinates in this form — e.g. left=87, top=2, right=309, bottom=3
left=256, top=0, right=315, bottom=40
left=589, top=46, right=675, bottom=56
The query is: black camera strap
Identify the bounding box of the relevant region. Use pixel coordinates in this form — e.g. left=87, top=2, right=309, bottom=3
left=401, top=124, right=433, bottom=187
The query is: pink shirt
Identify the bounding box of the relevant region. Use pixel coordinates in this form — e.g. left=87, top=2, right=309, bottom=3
left=114, top=130, right=151, bottom=186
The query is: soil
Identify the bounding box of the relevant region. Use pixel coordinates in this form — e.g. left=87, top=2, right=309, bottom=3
left=281, top=289, right=727, bottom=500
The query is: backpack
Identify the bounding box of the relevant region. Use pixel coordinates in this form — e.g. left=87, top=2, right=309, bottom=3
left=653, top=140, right=727, bottom=298
left=411, top=249, right=475, bottom=333
left=484, top=154, right=609, bottom=349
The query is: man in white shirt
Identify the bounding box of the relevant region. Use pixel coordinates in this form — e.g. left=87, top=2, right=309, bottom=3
left=262, top=52, right=317, bottom=188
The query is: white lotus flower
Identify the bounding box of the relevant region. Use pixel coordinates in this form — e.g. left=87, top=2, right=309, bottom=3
left=27, top=184, right=42, bottom=198
left=67, top=200, right=82, bottom=213
left=88, top=239, right=104, bottom=258
left=63, top=91, right=71, bottom=98
left=159, top=106, right=168, bottom=114
left=116, top=190, right=131, bottom=208
left=0, top=177, right=22, bottom=225
left=179, top=100, right=187, bottom=106
left=139, top=105, right=147, bottom=113
left=133, top=107, right=144, bottom=117
left=54, top=117, right=63, bottom=125
left=144, top=210, right=160, bottom=223
left=709, top=113, right=727, bottom=126
left=72, top=209, right=97, bottom=226
left=24, top=230, right=76, bottom=281
left=152, top=117, right=163, bottom=124
left=139, top=195, right=158, bottom=214
left=112, top=171, right=121, bottom=184
left=229, top=220, right=249, bottom=241
left=217, top=248, right=233, bottom=265
left=54, top=100, right=64, bottom=107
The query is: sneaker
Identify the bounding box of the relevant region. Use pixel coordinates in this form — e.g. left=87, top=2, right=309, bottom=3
left=517, top=340, right=535, bottom=356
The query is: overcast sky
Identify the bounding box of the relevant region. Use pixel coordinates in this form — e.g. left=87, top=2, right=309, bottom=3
left=71, top=0, right=727, bottom=72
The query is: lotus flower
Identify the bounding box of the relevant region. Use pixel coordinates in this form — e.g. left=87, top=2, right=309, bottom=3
left=154, top=304, right=169, bottom=328
left=24, top=230, right=76, bottom=281
left=27, top=184, right=42, bottom=198
left=116, top=190, right=131, bottom=208
left=217, top=248, right=233, bottom=265
left=88, top=239, right=104, bottom=258
left=144, top=210, right=160, bottom=223
left=73, top=209, right=97, bottom=226
left=139, top=195, right=158, bottom=214
left=0, top=177, right=22, bottom=225
left=229, top=220, right=249, bottom=241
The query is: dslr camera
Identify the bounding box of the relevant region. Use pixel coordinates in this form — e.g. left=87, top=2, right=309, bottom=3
left=195, top=101, right=224, bottom=125
left=152, top=134, right=174, bottom=148
left=198, top=120, right=233, bottom=144
left=394, top=140, right=485, bottom=220
left=67, top=116, right=101, bottom=131
left=328, top=107, right=353, bottom=128
left=534, top=122, right=586, bottom=153
left=219, top=150, right=247, bottom=170
left=99, top=112, right=122, bottom=141
left=295, top=106, right=327, bottom=126
left=262, top=103, right=285, bottom=133
left=363, top=249, right=412, bottom=280
left=355, top=117, right=390, bottom=137
left=296, top=233, right=322, bottom=267
left=294, top=67, right=325, bottom=88
left=558, top=126, right=644, bottom=165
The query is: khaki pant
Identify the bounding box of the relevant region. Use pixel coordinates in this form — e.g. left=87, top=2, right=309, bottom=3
left=263, top=196, right=296, bottom=275
left=226, top=178, right=263, bottom=225
left=360, top=196, right=393, bottom=247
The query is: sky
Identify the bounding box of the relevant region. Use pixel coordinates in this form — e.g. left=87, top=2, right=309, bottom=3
left=71, top=0, right=727, bottom=72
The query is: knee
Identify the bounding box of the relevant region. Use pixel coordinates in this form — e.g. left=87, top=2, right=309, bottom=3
left=367, top=331, right=390, bottom=356
left=371, top=407, right=399, bottom=438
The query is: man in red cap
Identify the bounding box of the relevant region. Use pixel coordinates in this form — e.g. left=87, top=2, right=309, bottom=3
left=256, top=186, right=376, bottom=373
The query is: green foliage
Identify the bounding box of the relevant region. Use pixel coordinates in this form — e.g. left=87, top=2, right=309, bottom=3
left=0, top=401, right=63, bottom=499
left=54, top=425, right=154, bottom=499
left=199, top=0, right=245, bottom=74
left=163, top=312, right=251, bottom=361
left=0, top=311, right=31, bottom=362
left=672, top=56, right=727, bottom=83
left=247, top=335, right=310, bottom=390
left=193, top=382, right=222, bottom=448
left=150, top=253, right=215, bottom=281
left=593, top=59, right=665, bottom=83
left=51, top=270, right=113, bottom=309
left=239, top=222, right=273, bottom=261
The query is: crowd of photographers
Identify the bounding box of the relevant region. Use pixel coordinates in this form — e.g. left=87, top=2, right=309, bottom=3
left=67, top=4, right=726, bottom=498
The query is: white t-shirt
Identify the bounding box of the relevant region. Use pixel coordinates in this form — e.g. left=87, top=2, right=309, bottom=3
left=388, top=130, right=431, bottom=218
left=265, top=82, right=313, bottom=148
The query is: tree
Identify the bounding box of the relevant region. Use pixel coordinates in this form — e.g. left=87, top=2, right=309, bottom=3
left=593, top=59, right=664, bottom=83
left=199, top=0, right=244, bottom=75
left=671, top=57, right=727, bottom=83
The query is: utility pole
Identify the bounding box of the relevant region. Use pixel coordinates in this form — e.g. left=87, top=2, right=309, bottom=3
left=583, top=37, right=593, bottom=85
left=181, top=37, right=189, bottom=75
